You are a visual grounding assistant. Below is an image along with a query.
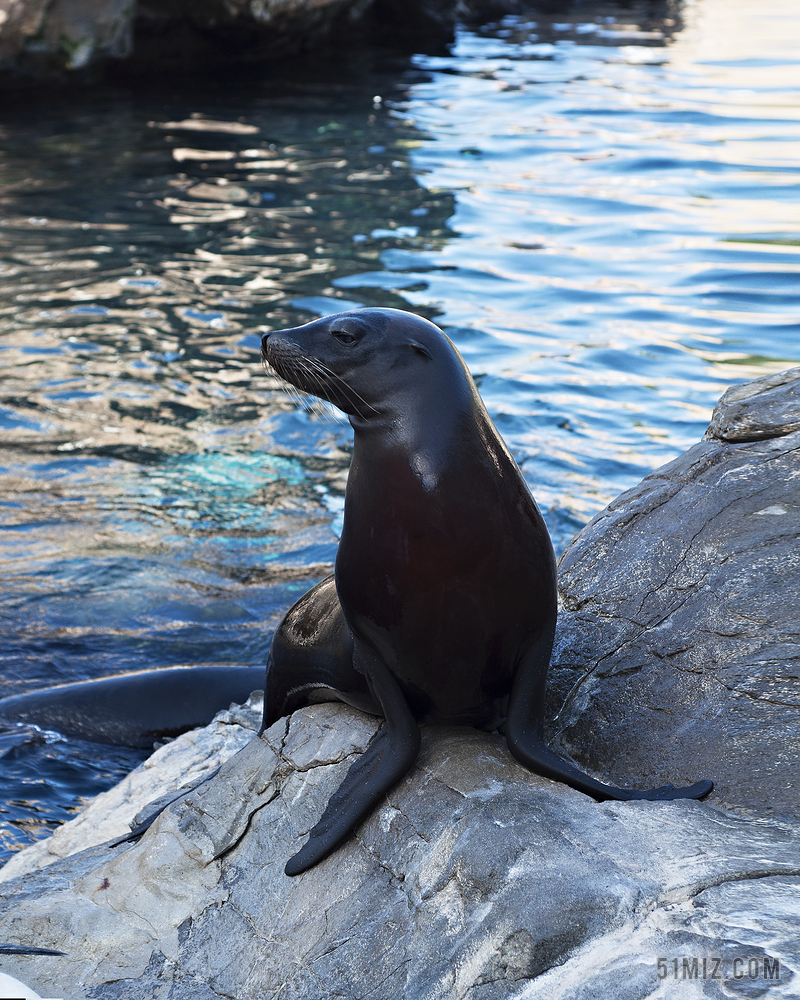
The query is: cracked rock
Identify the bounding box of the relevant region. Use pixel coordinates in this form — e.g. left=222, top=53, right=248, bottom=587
left=0, top=704, right=799, bottom=999
left=0, top=692, right=264, bottom=884
left=547, top=366, right=800, bottom=825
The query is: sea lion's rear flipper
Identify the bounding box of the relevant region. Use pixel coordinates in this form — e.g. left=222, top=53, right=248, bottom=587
left=262, top=575, right=379, bottom=731
left=284, top=640, right=420, bottom=876
left=505, top=625, right=714, bottom=802
left=0, top=666, right=265, bottom=748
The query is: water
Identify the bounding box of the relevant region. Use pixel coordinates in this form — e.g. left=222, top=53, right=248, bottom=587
left=1, top=0, right=798, bottom=859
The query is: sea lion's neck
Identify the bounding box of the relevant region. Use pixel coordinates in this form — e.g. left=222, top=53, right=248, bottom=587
left=349, top=388, right=474, bottom=462
left=347, top=389, right=513, bottom=505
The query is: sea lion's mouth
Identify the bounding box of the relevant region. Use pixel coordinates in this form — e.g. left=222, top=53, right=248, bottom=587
left=261, top=336, right=323, bottom=395
left=261, top=335, right=379, bottom=420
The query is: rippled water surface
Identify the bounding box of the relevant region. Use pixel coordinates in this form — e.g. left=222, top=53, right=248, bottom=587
left=1, top=0, right=798, bottom=858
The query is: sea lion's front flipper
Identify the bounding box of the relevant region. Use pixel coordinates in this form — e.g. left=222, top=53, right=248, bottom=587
left=284, top=640, right=420, bottom=876
left=505, top=624, right=714, bottom=802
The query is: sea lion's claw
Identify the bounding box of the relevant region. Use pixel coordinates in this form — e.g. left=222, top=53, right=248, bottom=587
left=625, top=779, right=713, bottom=801
left=0, top=943, right=67, bottom=956
left=107, top=768, right=221, bottom=849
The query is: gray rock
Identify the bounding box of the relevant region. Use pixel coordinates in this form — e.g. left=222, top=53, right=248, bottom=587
left=0, top=692, right=264, bottom=884
left=704, top=367, right=800, bottom=442
left=1, top=703, right=799, bottom=1000
left=548, top=366, right=800, bottom=825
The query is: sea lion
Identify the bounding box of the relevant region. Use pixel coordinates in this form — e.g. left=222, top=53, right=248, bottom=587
left=261, top=307, right=713, bottom=876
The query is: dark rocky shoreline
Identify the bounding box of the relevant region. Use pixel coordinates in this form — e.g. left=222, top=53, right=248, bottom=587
left=0, top=0, right=684, bottom=87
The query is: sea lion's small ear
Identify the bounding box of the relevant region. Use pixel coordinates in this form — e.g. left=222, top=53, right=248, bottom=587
left=408, top=340, right=432, bottom=360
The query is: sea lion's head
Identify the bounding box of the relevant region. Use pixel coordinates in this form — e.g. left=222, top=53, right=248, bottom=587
left=261, top=307, right=471, bottom=423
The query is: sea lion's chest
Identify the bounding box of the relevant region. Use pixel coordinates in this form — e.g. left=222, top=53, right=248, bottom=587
left=334, top=441, right=550, bottom=721
left=337, top=447, right=491, bottom=600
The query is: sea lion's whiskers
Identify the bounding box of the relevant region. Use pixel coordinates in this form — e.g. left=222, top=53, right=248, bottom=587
left=286, top=363, right=327, bottom=418
left=275, top=353, right=342, bottom=421
left=263, top=354, right=321, bottom=415
left=293, top=359, right=344, bottom=421
left=288, top=354, right=368, bottom=422
left=305, top=357, right=380, bottom=417
left=262, top=337, right=366, bottom=420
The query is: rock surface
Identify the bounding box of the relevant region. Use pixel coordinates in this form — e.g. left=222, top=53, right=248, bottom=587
left=0, top=693, right=264, bottom=885
left=1, top=367, right=799, bottom=999
left=0, top=0, right=369, bottom=82
left=1, top=702, right=799, bottom=1000
left=1, top=0, right=133, bottom=77
left=547, top=367, right=800, bottom=825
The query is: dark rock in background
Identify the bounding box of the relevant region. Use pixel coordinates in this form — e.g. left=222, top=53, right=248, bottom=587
left=0, top=0, right=134, bottom=80
left=0, top=0, right=686, bottom=86
left=129, top=0, right=373, bottom=76
left=0, top=0, right=370, bottom=84
left=548, top=367, right=800, bottom=824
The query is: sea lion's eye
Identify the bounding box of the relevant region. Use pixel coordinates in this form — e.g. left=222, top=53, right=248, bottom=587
left=331, top=330, right=356, bottom=345
left=407, top=339, right=432, bottom=360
